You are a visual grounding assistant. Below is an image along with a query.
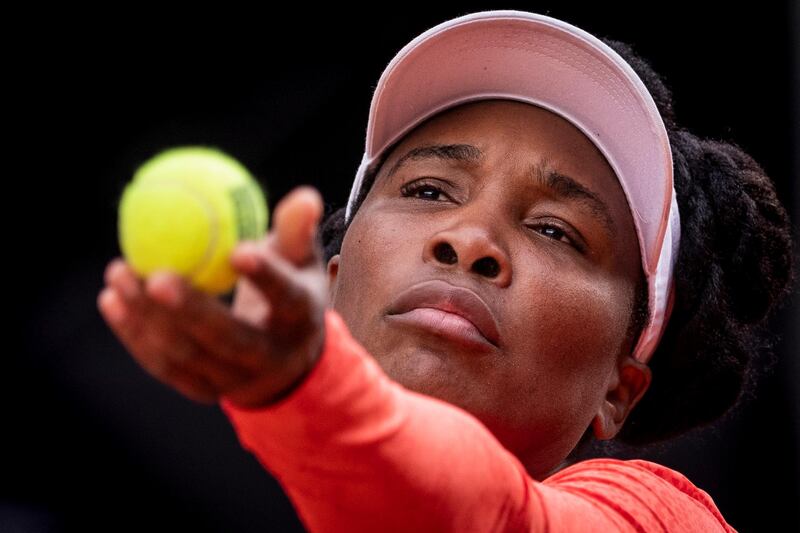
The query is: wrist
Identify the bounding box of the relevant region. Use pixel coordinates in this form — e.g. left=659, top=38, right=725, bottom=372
left=266, top=322, right=327, bottom=405
left=222, top=314, right=327, bottom=409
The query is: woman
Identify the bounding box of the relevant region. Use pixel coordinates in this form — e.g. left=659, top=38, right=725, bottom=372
left=97, top=10, right=795, bottom=532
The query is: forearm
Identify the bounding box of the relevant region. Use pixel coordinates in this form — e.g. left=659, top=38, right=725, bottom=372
left=220, top=309, right=532, bottom=532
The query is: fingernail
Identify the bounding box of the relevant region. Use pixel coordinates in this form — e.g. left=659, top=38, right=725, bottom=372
left=100, top=288, right=127, bottom=324
left=119, top=271, right=140, bottom=300
left=104, top=258, right=122, bottom=286
left=148, top=272, right=182, bottom=307
left=234, top=244, right=259, bottom=272
left=108, top=260, right=140, bottom=300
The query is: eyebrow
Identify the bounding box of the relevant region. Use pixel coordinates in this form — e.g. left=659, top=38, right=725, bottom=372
left=387, top=143, right=483, bottom=178
left=387, top=143, right=617, bottom=238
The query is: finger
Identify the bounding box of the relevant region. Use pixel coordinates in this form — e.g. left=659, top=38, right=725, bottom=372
left=99, top=283, right=255, bottom=392
left=272, top=186, right=324, bottom=266
left=99, top=281, right=194, bottom=377
left=230, top=240, right=314, bottom=331
left=144, top=270, right=272, bottom=373
left=98, top=287, right=253, bottom=403
left=97, top=291, right=220, bottom=405
left=104, top=258, right=271, bottom=377
left=105, top=257, right=145, bottom=304
left=98, top=285, right=129, bottom=330
left=98, top=285, right=175, bottom=380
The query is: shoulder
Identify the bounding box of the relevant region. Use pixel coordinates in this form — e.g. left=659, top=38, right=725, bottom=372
left=547, top=457, right=711, bottom=496
left=540, top=458, right=736, bottom=532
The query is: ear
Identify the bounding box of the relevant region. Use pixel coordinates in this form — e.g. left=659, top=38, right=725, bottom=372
left=326, top=254, right=340, bottom=304
left=591, top=357, right=652, bottom=440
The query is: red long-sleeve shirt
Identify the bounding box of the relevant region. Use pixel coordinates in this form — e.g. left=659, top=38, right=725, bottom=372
left=220, top=308, right=737, bottom=532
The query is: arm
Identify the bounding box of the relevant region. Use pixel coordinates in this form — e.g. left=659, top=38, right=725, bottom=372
left=220, top=309, right=737, bottom=533
left=220, top=308, right=534, bottom=532
left=539, top=459, right=738, bottom=532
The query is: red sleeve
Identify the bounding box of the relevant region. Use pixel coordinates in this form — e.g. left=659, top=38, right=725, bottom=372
left=219, top=308, right=737, bottom=533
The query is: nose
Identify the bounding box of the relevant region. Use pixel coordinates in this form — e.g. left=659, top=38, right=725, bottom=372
left=423, top=219, right=512, bottom=286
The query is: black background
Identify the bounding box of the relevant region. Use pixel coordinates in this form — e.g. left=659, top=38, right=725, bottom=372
left=8, top=3, right=799, bottom=532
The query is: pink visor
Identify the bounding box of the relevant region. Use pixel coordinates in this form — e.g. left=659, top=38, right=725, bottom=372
left=344, top=10, right=681, bottom=365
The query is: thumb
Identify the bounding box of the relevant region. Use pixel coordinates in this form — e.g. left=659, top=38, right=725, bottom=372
left=272, top=186, right=324, bottom=266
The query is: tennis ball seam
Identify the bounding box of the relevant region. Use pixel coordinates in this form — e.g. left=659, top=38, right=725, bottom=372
left=119, top=146, right=269, bottom=295
left=169, top=180, right=220, bottom=280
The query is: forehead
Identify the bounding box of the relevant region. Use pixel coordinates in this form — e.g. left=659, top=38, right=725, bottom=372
left=379, top=99, right=615, bottom=183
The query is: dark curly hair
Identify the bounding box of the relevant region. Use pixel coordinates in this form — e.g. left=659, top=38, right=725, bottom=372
left=316, top=36, right=797, bottom=459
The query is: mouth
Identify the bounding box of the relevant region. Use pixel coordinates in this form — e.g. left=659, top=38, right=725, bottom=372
left=385, top=280, right=500, bottom=350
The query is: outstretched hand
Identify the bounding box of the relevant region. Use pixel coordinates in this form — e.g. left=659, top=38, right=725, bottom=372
left=97, top=185, right=330, bottom=408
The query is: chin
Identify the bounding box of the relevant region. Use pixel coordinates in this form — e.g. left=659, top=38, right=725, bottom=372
left=373, top=343, right=454, bottom=396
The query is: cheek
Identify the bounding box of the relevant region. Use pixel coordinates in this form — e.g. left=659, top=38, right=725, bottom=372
left=481, top=268, right=626, bottom=442
left=333, top=211, right=416, bottom=334
left=505, top=263, right=627, bottom=398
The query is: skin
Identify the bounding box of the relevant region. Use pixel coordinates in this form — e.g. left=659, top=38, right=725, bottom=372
left=325, top=99, right=652, bottom=480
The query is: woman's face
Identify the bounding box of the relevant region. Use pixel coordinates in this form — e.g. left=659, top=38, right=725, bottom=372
left=326, top=99, right=651, bottom=479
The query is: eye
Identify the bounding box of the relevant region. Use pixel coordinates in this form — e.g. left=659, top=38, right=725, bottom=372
left=400, top=179, right=450, bottom=202
left=527, top=222, right=584, bottom=253
left=400, top=180, right=585, bottom=253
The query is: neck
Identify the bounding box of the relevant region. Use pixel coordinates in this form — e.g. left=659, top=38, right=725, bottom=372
left=539, top=458, right=572, bottom=480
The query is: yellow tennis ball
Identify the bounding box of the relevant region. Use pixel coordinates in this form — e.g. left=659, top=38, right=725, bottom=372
left=118, top=145, right=269, bottom=295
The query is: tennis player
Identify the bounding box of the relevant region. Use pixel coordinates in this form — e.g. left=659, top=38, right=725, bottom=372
left=98, top=10, right=796, bottom=532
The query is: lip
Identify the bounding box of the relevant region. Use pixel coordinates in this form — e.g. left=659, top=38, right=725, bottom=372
left=385, top=280, right=500, bottom=348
